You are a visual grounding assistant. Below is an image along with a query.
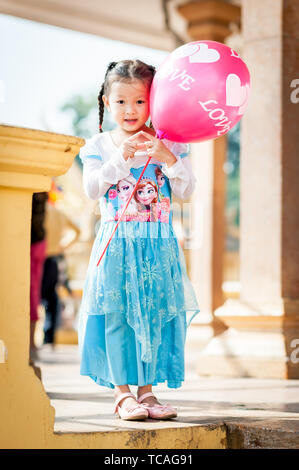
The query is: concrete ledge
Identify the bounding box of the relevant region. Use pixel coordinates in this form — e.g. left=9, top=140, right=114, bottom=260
left=50, top=423, right=227, bottom=449
left=225, top=419, right=299, bottom=449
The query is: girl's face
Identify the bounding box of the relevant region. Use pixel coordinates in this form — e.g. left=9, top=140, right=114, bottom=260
left=103, top=79, right=150, bottom=132
left=136, top=183, right=157, bottom=205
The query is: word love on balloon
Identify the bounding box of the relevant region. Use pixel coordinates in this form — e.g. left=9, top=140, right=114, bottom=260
left=150, top=41, right=251, bottom=143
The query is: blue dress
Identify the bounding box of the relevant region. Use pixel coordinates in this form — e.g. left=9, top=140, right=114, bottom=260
left=78, top=133, right=200, bottom=389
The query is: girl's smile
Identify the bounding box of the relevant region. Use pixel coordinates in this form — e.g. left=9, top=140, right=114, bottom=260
left=124, top=119, right=138, bottom=126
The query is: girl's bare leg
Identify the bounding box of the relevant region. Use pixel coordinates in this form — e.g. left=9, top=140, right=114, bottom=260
left=137, top=384, right=161, bottom=406
left=137, top=384, right=152, bottom=397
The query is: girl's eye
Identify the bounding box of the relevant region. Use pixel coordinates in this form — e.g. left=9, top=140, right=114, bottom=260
left=117, top=100, right=124, bottom=104
left=137, top=100, right=145, bottom=104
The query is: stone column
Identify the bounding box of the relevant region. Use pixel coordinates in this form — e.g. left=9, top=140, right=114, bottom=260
left=196, top=0, right=299, bottom=378
left=177, top=1, right=241, bottom=339
left=0, top=125, right=84, bottom=447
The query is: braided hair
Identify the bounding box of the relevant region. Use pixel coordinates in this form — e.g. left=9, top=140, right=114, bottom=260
left=98, top=60, right=156, bottom=133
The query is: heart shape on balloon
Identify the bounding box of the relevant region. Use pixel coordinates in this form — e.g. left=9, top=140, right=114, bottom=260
left=189, top=43, right=220, bottom=63
left=172, top=43, right=220, bottom=64
left=172, top=43, right=198, bottom=60
left=226, top=73, right=250, bottom=108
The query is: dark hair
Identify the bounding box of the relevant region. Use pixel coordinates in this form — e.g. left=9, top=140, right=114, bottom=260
left=98, top=59, right=156, bottom=132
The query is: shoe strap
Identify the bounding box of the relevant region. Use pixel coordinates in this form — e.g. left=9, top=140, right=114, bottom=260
left=114, top=392, right=135, bottom=413
left=137, top=392, right=155, bottom=403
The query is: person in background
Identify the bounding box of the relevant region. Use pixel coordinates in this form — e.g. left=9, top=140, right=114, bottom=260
left=30, top=192, right=48, bottom=361
left=41, top=198, right=80, bottom=348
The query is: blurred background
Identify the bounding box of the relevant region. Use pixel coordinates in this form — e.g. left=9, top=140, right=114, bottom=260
left=0, top=2, right=242, bottom=364
left=0, top=2, right=240, bottom=357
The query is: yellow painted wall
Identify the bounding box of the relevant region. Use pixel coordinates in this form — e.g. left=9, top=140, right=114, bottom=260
left=0, top=126, right=75, bottom=449
left=0, top=186, right=56, bottom=448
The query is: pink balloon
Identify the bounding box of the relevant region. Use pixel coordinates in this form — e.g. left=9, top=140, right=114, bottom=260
left=150, top=41, right=251, bottom=143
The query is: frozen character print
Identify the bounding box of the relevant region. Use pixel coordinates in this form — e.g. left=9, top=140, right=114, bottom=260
left=155, top=166, right=166, bottom=201
left=107, top=187, right=118, bottom=216
left=134, top=178, right=160, bottom=222
left=115, top=174, right=138, bottom=221
left=154, top=167, right=171, bottom=223
left=159, top=197, right=171, bottom=223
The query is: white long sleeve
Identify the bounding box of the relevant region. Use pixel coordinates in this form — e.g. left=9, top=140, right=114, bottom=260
left=80, top=135, right=132, bottom=200
left=162, top=143, right=197, bottom=200
left=79, top=133, right=198, bottom=201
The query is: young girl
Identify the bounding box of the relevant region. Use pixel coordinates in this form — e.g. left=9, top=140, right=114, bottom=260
left=78, top=59, right=200, bottom=421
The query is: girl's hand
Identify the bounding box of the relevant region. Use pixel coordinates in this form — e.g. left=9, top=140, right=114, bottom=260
left=120, top=131, right=146, bottom=161
left=136, top=131, right=177, bottom=167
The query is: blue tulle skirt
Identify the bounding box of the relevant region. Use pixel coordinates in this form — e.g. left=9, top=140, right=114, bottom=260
left=78, top=220, right=200, bottom=389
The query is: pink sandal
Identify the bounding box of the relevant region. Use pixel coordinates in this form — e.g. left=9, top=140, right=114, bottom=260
left=137, top=392, right=178, bottom=420
left=114, top=392, right=149, bottom=421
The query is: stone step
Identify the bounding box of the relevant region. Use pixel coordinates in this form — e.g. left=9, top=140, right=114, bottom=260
left=33, top=344, right=299, bottom=449
left=225, top=419, right=299, bottom=449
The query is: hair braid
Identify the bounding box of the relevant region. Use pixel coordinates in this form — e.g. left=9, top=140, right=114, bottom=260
left=98, top=62, right=117, bottom=133
left=98, top=83, right=105, bottom=133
